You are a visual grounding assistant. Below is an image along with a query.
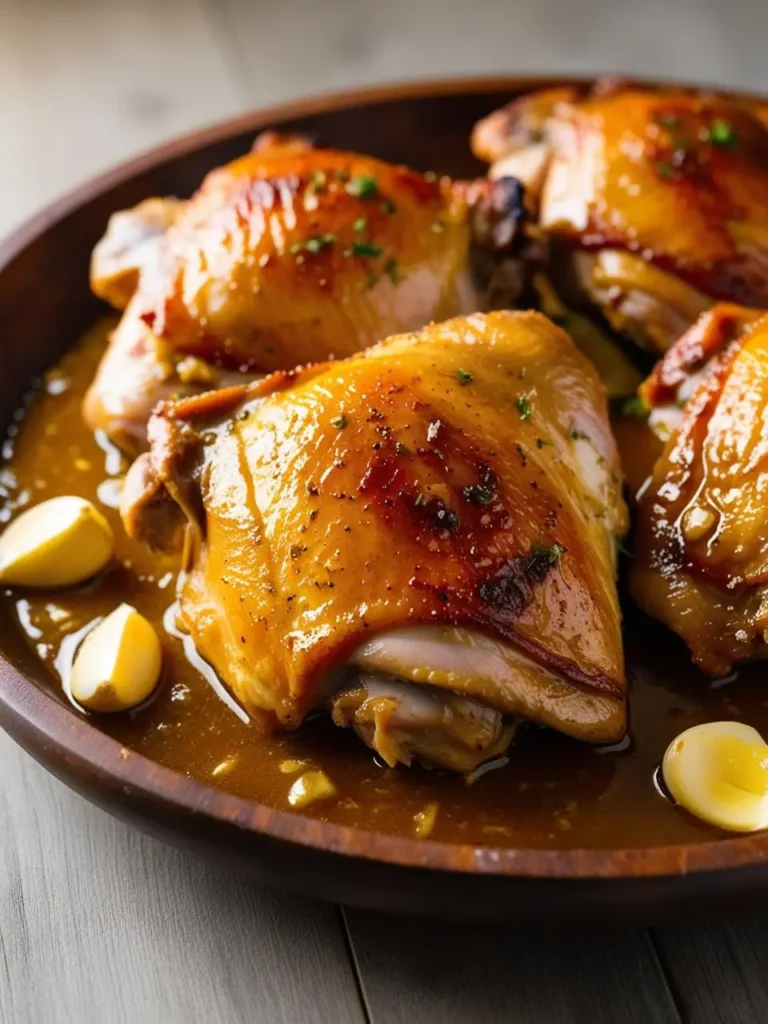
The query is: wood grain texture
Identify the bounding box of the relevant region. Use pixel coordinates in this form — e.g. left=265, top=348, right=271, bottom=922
left=345, top=909, right=682, bottom=1024
left=0, top=0, right=243, bottom=237
left=212, top=0, right=768, bottom=104
left=0, top=730, right=367, bottom=1024
left=2, top=0, right=768, bottom=1022
left=652, top=921, right=768, bottom=1023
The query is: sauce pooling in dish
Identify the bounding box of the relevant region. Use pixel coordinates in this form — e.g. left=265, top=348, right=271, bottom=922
left=3, top=319, right=768, bottom=848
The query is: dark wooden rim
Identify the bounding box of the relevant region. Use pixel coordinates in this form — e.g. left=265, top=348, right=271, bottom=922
left=3, top=74, right=768, bottom=882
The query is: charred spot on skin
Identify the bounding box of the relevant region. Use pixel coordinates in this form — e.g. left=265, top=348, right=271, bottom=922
left=461, top=462, right=499, bottom=507
left=406, top=490, right=461, bottom=534
left=477, top=541, right=563, bottom=614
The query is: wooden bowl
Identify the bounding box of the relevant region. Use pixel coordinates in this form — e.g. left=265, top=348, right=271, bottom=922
left=3, top=77, right=768, bottom=921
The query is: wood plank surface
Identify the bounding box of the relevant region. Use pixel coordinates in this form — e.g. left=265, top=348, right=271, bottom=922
left=0, top=0, right=243, bottom=237
left=3, top=1, right=768, bottom=1023
left=213, top=0, right=768, bottom=105
left=652, top=921, right=768, bottom=1023
left=0, top=729, right=367, bottom=1024
left=345, top=910, right=682, bottom=1024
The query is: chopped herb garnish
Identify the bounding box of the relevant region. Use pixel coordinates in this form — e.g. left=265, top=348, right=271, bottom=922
left=345, top=174, right=378, bottom=198
left=353, top=217, right=368, bottom=233
left=656, top=161, right=676, bottom=180
left=462, top=483, right=495, bottom=506
left=291, top=233, right=336, bottom=255
left=380, top=198, right=397, bottom=215
left=414, top=492, right=426, bottom=507
left=535, top=437, right=551, bottom=449
left=385, top=257, right=402, bottom=285
left=569, top=425, right=590, bottom=441
left=658, top=114, right=682, bottom=130
left=528, top=540, right=565, bottom=569
left=350, top=241, right=383, bottom=258
left=516, top=394, right=533, bottom=420
left=331, top=414, right=348, bottom=429
left=455, top=368, right=473, bottom=386
left=334, top=169, right=350, bottom=182
left=307, top=170, right=327, bottom=194
left=395, top=441, right=412, bottom=457
left=365, top=272, right=378, bottom=290
left=620, top=395, right=649, bottom=417
left=709, top=118, right=738, bottom=147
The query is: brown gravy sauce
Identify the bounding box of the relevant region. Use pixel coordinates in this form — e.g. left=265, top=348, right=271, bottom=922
left=2, top=320, right=763, bottom=850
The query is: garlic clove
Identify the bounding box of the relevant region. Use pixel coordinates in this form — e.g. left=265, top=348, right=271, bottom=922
left=0, top=496, right=113, bottom=588
left=663, top=721, right=768, bottom=833
left=71, top=603, right=162, bottom=712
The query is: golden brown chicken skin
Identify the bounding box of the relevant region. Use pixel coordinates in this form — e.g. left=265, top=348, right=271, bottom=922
left=473, top=83, right=768, bottom=353
left=632, top=305, right=768, bottom=675
left=86, top=134, right=526, bottom=455
left=122, top=311, right=627, bottom=770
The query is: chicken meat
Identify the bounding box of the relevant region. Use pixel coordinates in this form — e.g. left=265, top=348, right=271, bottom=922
left=473, top=82, right=768, bottom=354
left=86, top=133, right=527, bottom=454
left=121, top=311, right=628, bottom=771
left=632, top=305, right=768, bottom=675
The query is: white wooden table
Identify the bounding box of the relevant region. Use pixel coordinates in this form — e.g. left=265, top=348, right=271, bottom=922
left=2, top=2, right=768, bottom=1020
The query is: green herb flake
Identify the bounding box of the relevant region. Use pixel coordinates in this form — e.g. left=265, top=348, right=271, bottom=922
left=516, top=394, right=534, bottom=421
left=380, top=199, right=397, bottom=215
left=709, top=118, right=738, bottom=147
left=414, top=492, right=426, bottom=507
left=307, top=170, right=327, bottom=194
left=656, top=161, right=676, bottom=180
left=569, top=425, right=590, bottom=441
left=658, top=114, right=682, bottom=130
left=462, top=483, right=495, bottom=506
left=385, top=257, right=403, bottom=285
left=529, top=540, right=565, bottom=569
left=292, top=233, right=336, bottom=255
left=455, top=368, right=473, bottom=386
left=365, top=272, right=378, bottom=290
left=350, top=241, right=383, bottom=258
left=353, top=217, right=368, bottom=233
left=535, top=437, right=551, bottom=449
left=334, top=169, right=351, bottom=182
left=330, top=414, right=348, bottom=430
left=620, top=395, right=649, bottom=418
left=345, top=174, right=378, bottom=198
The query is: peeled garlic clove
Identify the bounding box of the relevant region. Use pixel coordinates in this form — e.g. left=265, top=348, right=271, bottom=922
left=71, top=603, right=162, bottom=712
left=287, top=770, right=336, bottom=808
left=662, top=721, right=768, bottom=832
left=0, top=496, right=113, bottom=587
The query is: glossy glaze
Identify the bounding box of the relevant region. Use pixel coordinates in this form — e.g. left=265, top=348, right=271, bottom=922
left=3, top=319, right=768, bottom=851
left=633, top=307, right=768, bottom=675
left=122, top=312, right=627, bottom=744
left=85, top=134, right=521, bottom=455
left=473, top=84, right=768, bottom=306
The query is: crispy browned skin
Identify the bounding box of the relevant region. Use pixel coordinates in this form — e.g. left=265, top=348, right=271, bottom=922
left=632, top=306, right=768, bottom=675
left=122, top=311, right=627, bottom=741
left=86, top=135, right=525, bottom=454
left=473, top=83, right=768, bottom=351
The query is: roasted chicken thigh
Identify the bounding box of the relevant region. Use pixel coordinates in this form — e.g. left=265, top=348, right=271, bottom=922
left=86, top=134, right=526, bottom=454
left=632, top=305, right=768, bottom=675
left=122, top=311, right=628, bottom=771
left=473, top=83, right=768, bottom=353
